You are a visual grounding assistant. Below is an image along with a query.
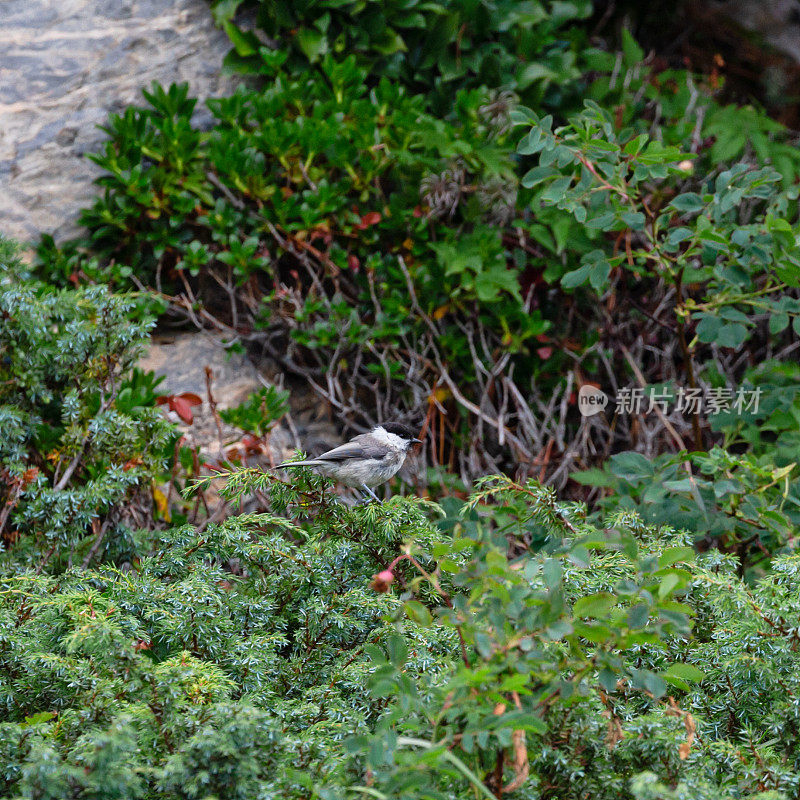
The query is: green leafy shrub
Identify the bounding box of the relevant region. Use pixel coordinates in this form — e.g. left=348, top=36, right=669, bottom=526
left=32, top=12, right=800, bottom=477
left=516, top=101, right=800, bottom=334
left=36, top=25, right=800, bottom=485
left=0, top=238, right=174, bottom=567
left=520, top=99, right=800, bottom=384
left=584, top=30, right=800, bottom=188
left=11, top=9, right=800, bottom=797
left=68, top=72, right=521, bottom=295
left=343, top=482, right=800, bottom=798
left=514, top=99, right=800, bottom=566
left=212, top=0, right=593, bottom=113
left=575, top=448, right=800, bottom=579
left=712, top=360, right=800, bottom=467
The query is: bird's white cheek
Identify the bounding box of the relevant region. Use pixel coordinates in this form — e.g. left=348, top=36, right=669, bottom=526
left=372, top=428, right=407, bottom=450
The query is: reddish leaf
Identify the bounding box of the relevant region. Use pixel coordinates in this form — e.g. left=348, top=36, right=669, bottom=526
left=412, top=205, right=423, bottom=218
left=356, top=211, right=381, bottom=229
left=310, top=226, right=333, bottom=245
left=169, top=396, right=195, bottom=425
left=21, top=468, right=39, bottom=486
left=347, top=254, right=360, bottom=272
left=536, top=347, right=553, bottom=360
left=158, top=393, right=201, bottom=423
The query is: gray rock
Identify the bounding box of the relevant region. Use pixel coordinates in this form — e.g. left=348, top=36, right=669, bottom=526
left=139, top=332, right=262, bottom=403
left=137, top=332, right=340, bottom=466
left=0, top=0, right=238, bottom=243
left=138, top=332, right=278, bottom=461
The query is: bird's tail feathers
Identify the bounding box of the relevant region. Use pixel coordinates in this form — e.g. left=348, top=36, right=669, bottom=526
left=276, top=459, right=322, bottom=469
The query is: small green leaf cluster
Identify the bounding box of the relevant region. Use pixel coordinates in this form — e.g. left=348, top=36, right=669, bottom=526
left=219, top=385, right=289, bottom=438
left=517, top=102, right=800, bottom=321
left=711, top=359, right=800, bottom=467
left=584, top=30, right=800, bottom=189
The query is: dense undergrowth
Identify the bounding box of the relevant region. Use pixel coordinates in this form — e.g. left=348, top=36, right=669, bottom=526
left=3, top=2, right=800, bottom=797
left=35, top=24, right=800, bottom=490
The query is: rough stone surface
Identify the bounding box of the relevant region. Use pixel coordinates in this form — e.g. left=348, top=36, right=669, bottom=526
left=138, top=332, right=340, bottom=465
left=0, top=0, right=237, bottom=243
left=139, top=332, right=281, bottom=463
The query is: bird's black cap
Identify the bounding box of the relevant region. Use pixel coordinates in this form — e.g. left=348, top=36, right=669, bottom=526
left=380, top=422, right=422, bottom=443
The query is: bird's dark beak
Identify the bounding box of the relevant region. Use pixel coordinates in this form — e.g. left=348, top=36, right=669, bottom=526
left=411, top=438, right=422, bottom=445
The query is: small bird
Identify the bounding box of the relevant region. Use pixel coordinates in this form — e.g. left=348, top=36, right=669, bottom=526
left=276, top=422, right=422, bottom=501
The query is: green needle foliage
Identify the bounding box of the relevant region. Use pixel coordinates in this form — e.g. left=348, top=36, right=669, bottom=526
left=2, top=464, right=800, bottom=798
left=0, top=241, right=174, bottom=567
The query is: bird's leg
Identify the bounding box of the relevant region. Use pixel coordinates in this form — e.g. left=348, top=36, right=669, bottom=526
left=361, top=484, right=381, bottom=502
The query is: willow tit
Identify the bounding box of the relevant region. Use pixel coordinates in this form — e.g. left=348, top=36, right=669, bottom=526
left=276, top=422, right=422, bottom=501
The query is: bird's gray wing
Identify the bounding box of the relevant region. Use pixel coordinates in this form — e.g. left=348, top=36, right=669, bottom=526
left=315, top=434, right=386, bottom=462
